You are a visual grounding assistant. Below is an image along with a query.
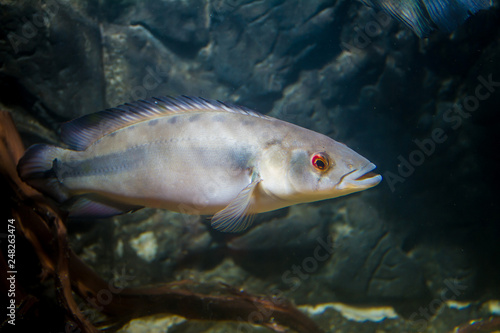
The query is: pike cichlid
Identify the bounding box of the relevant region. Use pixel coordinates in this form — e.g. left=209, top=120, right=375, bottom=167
left=17, top=96, right=382, bottom=232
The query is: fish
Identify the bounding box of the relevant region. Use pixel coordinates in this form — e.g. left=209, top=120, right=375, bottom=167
left=17, top=96, right=382, bottom=233
left=360, top=0, right=492, bottom=37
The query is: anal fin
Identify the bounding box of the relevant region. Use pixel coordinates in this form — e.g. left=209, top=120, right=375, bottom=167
left=66, top=195, right=143, bottom=219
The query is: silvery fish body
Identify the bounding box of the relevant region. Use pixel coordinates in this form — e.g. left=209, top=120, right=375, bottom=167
left=17, top=96, right=381, bottom=232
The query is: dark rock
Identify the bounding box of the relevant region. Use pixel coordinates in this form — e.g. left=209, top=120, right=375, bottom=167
left=323, top=199, right=428, bottom=303
left=2, top=1, right=500, bottom=331
left=0, top=1, right=105, bottom=119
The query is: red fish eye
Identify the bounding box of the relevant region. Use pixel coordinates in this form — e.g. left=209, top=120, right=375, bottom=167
left=312, top=153, right=329, bottom=171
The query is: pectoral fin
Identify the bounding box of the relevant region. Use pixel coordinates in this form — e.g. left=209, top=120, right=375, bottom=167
left=211, top=177, right=261, bottom=233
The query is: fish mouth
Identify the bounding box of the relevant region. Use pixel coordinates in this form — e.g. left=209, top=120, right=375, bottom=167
left=336, top=163, right=382, bottom=190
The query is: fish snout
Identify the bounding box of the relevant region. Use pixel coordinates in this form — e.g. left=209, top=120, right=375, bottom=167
left=336, top=163, right=382, bottom=191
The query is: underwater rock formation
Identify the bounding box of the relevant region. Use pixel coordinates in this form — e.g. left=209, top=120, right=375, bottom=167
left=1, top=0, right=499, bottom=332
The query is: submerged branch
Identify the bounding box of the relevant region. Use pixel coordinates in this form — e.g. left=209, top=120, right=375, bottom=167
left=453, top=316, right=500, bottom=333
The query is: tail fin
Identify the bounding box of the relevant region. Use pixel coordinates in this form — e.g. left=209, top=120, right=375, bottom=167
left=17, top=144, right=70, bottom=202
left=424, top=0, right=492, bottom=33
left=361, top=0, right=492, bottom=37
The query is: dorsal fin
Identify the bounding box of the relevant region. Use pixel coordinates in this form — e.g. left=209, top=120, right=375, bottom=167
left=60, top=96, right=269, bottom=151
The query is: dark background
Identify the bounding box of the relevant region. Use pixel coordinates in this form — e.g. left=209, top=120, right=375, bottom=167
left=1, top=0, right=499, bottom=331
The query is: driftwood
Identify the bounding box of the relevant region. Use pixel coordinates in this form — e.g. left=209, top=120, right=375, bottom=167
left=0, top=110, right=324, bottom=333
left=453, top=316, right=500, bottom=333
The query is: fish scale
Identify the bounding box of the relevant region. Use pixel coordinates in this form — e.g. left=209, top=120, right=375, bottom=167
left=17, top=96, right=382, bottom=233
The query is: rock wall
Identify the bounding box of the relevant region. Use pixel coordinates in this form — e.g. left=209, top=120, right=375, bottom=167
left=1, top=0, right=499, bottom=329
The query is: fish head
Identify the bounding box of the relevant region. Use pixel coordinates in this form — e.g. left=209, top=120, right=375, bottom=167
left=260, top=134, right=382, bottom=204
